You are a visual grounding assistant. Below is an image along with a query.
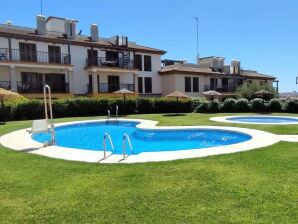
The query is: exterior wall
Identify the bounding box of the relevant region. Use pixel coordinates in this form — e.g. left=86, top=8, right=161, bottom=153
left=0, top=66, right=10, bottom=81
left=137, top=53, right=161, bottom=94
left=0, top=37, right=9, bottom=49
left=70, top=45, right=88, bottom=94
left=46, top=18, right=66, bottom=32
left=161, top=74, right=206, bottom=97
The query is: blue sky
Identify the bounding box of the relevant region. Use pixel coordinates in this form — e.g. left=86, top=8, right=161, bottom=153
left=0, top=0, right=297, bottom=92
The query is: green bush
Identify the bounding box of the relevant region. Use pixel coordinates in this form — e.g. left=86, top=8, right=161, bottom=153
left=137, top=98, right=155, bottom=114
left=285, top=98, right=298, bottom=113
left=269, top=98, right=283, bottom=112
left=154, top=98, right=193, bottom=114
left=222, top=98, right=237, bottom=112
left=210, top=99, right=221, bottom=113
left=251, top=98, right=267, bottom=112
left=194, top=101, right=210, bottom=113
left=236, top=98, right=251, bottom=112
left=109, top=98, right=136, bottom=115
left=192, top=97, right=206, bottom=109
left=11, top=99, right=44, bottom=120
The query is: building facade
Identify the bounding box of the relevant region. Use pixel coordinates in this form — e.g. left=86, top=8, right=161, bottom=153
left=0, top=15, right=165, bottom=98
left=159, top=57, right=277, bottom=98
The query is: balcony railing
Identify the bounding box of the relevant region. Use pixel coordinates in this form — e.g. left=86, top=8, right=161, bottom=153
left=0, top=81, right=11, bottom=90
left=87, top=83, right=135, bottom=93
left=86, top=57, right=134, bottom=69
left=204, top=84, right=236, bottom=92
left=0, top=48, right=71, bottom=65
left=17, top=81, right=69, bottom=93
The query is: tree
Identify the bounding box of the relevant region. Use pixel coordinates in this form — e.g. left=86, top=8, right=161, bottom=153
left=236, top=81, right=276, bottom=100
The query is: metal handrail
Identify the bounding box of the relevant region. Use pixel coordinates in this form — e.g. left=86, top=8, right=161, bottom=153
left=122, top=133, right=133, bottom=159
left=116, top=106, right=118, bottom=121
left=43, top=85, right=55, bottom=145
left=107, top=110, right=111, bottom=121
left=103, top=132, right=115, bottom=158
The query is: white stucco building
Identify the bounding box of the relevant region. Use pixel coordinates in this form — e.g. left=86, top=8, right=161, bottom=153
left=159, top=57, right=277, bottom=99
left=0, top=15, right=166, bottom=98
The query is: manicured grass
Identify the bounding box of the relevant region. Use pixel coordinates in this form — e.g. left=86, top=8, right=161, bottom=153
left=0, top=113, right=297, bottom=223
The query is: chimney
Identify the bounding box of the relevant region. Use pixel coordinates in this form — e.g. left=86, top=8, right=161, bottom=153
left=36, top=15, right=47, bottom=35
left=90, top=24, right=99, bottom=42
left=64, top=19, right=76, bottom=39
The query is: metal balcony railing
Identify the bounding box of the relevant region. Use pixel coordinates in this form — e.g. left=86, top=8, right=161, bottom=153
left=204, top=84, right=236, bottom=92
left=0, top=81, right=11, bottom=90
left=0, top=48, right=71, bottom=65
left=17, top=81, right=69, bottom=93
left=98, top=83, right=134, bottom=93
left=86, top=57, right=134, bottom=69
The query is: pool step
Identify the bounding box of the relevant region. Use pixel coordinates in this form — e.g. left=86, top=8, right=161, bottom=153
left=99, top=154, right=127, bottom=163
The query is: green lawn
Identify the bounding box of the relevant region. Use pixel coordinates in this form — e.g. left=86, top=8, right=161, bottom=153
left=0, top=113, right=297, bottom=223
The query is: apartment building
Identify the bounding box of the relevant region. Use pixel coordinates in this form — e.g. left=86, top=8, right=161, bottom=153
left=159, top=57, right=278, bottom=98
left=0, top=15, right=166, bottom=98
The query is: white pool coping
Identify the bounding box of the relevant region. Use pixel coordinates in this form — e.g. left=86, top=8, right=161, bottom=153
left=0, top=118, right=294, bottom=164
left=210, top=115, right=298, bottom=125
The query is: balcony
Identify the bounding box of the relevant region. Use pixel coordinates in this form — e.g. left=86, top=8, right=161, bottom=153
left=0, top=48, right=71, bottom=65
left=87, top=83, right=135, bottom=94
left=204, top=84, right=236, bottom=93
left=0, top=81, right=11, bottom=90
left=86, top=57, right=135, bottom=70
left=17, top=81, right=69, bottom=93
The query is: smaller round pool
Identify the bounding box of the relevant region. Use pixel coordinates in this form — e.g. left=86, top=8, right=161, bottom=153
left=211, top=116, right=298, bottom=125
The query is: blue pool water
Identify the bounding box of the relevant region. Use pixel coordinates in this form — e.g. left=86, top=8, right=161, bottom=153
left=32, top=121, right=252, bottom=155
left=227, top=116, right=298, bottom=124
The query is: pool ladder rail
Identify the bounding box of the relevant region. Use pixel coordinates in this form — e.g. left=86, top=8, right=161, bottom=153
left=101, top=132, right=134, bottom=162
left=106, top=106, right=119, bottom=123
left=103, top=132, right=115, bottom=159
left=122, top=133, right=134, bottom=160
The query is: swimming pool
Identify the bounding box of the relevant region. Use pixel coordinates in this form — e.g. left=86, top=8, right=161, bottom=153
left=210, top=115, right=298, bottom=125
left=32, top=121, right=252, bottom=155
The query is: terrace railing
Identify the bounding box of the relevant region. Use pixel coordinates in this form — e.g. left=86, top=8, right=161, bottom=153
left=17, top=81, right=69, bottom=93
left=0, top=81, right=11, bottom=90
left=86, top=57, right=134, bottom=69
left=0, top=48, right=71, bottom=65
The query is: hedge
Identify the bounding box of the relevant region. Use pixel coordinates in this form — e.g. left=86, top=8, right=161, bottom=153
left=1, top=97, right=297, bottom=121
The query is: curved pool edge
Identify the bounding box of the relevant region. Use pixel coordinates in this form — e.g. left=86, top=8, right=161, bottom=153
left=0, top=118, right=284, bottom=163
left=210, top=115, right=298, bottom=125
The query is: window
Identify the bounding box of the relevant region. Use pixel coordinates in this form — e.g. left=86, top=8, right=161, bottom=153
left=108, top=76, right=120, bottom=92
left=19, top=43, right=37, bottom=62
left=185, top=77, right=191, bottom=92
left=144, top=55, right=152, bottom=71
left=48, top=45, right=61, bottom=64
left=20, top=72, right=42, bottom=92
left=134, top=54, right=142, bottom=70
left=193, top=77, right=199, bottom=92
left=144, top=77, right=152, bottom=93
left=138, top=77, right=143, bottom=93
left=87, top=49, right=98, bottom=66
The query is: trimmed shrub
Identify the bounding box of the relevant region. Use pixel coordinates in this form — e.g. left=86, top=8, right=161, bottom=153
left=109, top=98, right=136, bottom=115
left=195, top=101, right=210, bottom=113
left=222, top=98, right=237, bottom=112
left=268, top=98, right=283, bottom=112
left=210, top=99, right=221, bottom=113
left=192, top=97, right=206, bottom=109
left=236, top=98, right=251, bottom=112
left=154, top=98, right=193, bottom=114
left=285, top=98, right=298, bottom=113
left=11, top=99, right=44, bottom=120
left=251, top=98, right=267, bottom=112
left=137, top=98, right=155, bottom=114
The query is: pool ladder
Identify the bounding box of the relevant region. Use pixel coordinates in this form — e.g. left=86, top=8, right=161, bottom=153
left=103, top=132, right=115, bottom=159
left=122, top=133, right=133, bottom=160
left=107, top=106, right=119, bottom=122
left=102, top=132, right=133, bottom=161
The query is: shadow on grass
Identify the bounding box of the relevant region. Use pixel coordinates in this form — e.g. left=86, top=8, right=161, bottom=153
left=163, top=114, right=186, bottom=117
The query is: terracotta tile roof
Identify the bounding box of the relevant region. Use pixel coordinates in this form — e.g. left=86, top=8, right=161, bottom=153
left=240, top=70, right=276, bottom=80
left=0, top=24, right=166, bottom=55
left=159, top=64, right=276, bottom=80
left=159, top=63, right=225, bottom=75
